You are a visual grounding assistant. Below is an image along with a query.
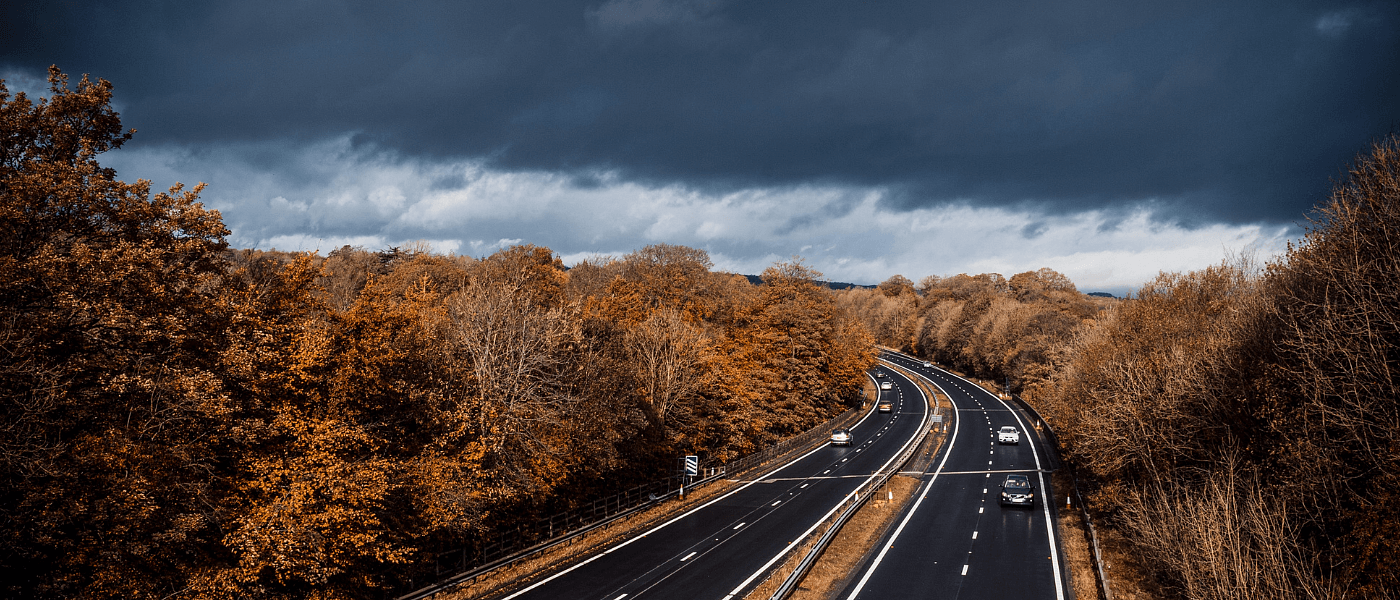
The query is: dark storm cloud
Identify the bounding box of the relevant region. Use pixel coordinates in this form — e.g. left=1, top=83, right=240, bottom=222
left=3, top=0, right=1397, bottom=224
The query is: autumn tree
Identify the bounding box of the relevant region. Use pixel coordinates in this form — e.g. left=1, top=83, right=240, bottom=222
left=0, top=67, right=231, bottom=598
left=0, top=67, right=884, bottom=597
left=1268, top=133, right=1400, bottom=595
left=625, top=309, right=710, bottom=439
left=877, top=274, right=915, bottom=297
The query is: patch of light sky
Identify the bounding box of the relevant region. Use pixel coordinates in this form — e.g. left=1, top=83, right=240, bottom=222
left=105, top=135, right=1297, bottom=296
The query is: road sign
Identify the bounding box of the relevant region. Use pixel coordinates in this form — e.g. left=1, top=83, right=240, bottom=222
left=684, top=455, right=698, bottom=476
left=932, top=414, right=943, bottom=423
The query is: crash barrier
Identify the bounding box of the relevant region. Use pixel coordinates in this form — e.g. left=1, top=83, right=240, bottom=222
left=396, top=402, right=867, bottom=600
left=768, top=358, right=940, bottom=600
left=1008, top=393, right=1111, bottom=600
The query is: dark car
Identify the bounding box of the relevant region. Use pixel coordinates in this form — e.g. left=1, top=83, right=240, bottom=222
left=999, top=474, right=1035, bottom=508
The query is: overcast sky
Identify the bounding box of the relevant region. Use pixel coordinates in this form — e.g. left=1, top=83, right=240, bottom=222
left=4, top=0, right=1396, bottom=293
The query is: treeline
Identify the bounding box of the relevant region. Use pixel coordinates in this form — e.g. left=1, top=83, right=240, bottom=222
left=1032, top=135, right=1400, bottom=599
left=845, top=137, right=1400, bottom=599
left=835, top=268, right=1109, bottom=385
left=0, top=69, right=874, bottom=599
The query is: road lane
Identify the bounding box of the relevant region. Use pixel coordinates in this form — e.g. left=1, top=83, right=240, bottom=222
left=496, top=367, right=930, bottom=600
left=838, top=352, right=1066, bottom=600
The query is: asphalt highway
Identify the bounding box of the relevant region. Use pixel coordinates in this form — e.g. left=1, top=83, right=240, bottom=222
left=837, top=351, right=1068, bottom=600
left=495, top=367, right=930, bottom=600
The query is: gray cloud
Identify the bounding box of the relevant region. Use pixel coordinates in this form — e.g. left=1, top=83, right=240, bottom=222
left=96, top=137, right=1292, bottom=296
left=3, top=0, right=1396, bottom=227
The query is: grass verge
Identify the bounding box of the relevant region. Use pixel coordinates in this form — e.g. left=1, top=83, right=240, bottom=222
left=1051, top=469, right=1102, bottom=600
left=788, top=474, right=922, bottom=600
left=1086, top=509, right=1161, bottom=599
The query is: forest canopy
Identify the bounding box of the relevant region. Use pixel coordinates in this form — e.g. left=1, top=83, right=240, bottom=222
left=0, top=69, right=874, bottom=599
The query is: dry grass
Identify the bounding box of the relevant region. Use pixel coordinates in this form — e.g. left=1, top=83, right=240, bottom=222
left=1052, top=470, right=1104, bottom=600
left=789, top=475, right=923, bottom=600
left=1092, top=515, right=1162, bottom=600
left=740, top=523, right=828, bottom=600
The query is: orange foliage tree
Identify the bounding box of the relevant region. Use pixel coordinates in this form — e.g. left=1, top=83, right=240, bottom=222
left=0, top=68, right=877, bottom=599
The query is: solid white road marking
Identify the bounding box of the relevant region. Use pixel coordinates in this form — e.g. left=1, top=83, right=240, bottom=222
left=500, top=420, right=841, bottom=600
left=843, top=372, right=957, bottom=600
left=685, top=358, right=926, bottom=600
left=953, top=369, right=1068, bottom=600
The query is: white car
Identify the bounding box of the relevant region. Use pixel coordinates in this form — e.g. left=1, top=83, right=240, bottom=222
left=831, top=429, right=853, bottom=446
left=879, top=381, right=894, bottom=391
left=997, top=426, right=1020, bottom=444
left=922, top=361, right=932, bottom=368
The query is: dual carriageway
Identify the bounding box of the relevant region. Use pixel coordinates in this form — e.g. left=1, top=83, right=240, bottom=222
left=491, top=351, right=1068, bottom=600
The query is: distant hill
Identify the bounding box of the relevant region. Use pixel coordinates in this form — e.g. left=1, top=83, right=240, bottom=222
left=1087, top=291, right=1116, bottom=298
left=742, top=274, right=875, bottom=290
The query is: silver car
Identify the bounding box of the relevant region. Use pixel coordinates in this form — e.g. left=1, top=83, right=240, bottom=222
left=830, top=428, right=853, bottom=446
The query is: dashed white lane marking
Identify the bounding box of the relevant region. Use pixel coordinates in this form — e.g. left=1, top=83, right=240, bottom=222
left=962, top=565, right=969, bottom=576
left=680, top=552, right=697, bottom=562
left=733, top=522, right=746, bottom=529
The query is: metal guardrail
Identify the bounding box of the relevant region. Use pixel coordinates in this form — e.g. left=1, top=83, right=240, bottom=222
left=767, top=359, right=939, bottom=600
left=1006, top=394, right=1111, bottom=600
left=397, top=401, right=868, bottom=600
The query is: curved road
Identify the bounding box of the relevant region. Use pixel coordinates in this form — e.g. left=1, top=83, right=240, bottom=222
left=837, top=351, right=1068, bottom=600
left=495, top=367, right=930, bottom=600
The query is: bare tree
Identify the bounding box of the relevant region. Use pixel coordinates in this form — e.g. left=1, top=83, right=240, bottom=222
left=624, top=309, right=709, bottom=436
left=442, top=274, right=581, bottom=497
